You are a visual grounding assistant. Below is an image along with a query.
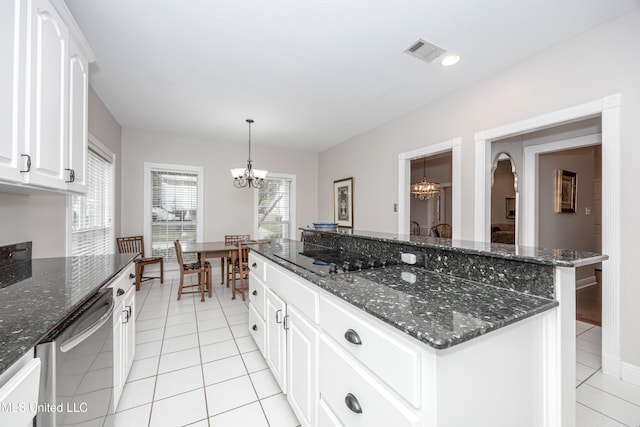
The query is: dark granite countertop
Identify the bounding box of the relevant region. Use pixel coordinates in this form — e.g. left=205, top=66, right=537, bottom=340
left=302, top=228, right=607, bottom=267
left=0, top=254, right=136, bottom=376
left=252, top=240, right=558, bottom=350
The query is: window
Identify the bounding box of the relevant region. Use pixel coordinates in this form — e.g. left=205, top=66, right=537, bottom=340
left=255, top=174, right=296, bottom=239
left=71, top=143, right=115, bottom=256
left=144, top=163, right=203, bottom=265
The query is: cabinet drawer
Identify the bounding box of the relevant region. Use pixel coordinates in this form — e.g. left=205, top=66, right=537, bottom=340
left=319, top=336, right=419, bottom=427
left=319, top=295, right=421, bottom=407
left=248, top=252, right=266, bottom=282
left=249, top=303, right=266, bottom=357
left=249, top=275, right=266, bottom=319
left=266, top=264, right=318, bottom=323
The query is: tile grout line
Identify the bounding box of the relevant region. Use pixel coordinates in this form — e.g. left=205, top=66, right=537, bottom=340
left=576, top=402, right=631, bottom=427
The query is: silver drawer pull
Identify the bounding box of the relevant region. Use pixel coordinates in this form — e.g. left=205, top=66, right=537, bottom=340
left=345, top=393, right=363, bottom=414
left=344, top=329, right=362, bottom=345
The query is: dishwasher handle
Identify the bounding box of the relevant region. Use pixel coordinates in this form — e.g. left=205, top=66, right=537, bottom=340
left=59, top=297, right=115, bottom=353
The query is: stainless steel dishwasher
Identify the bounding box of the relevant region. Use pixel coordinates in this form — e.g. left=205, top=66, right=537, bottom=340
left=35, top=289, right=115, bottom=426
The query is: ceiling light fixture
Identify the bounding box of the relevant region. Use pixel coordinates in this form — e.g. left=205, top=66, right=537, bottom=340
left=410, top=157, right=441, bottom=200
left=441, top=54, right=460, bottom=66
left=230, top=119, right=268, bottom=188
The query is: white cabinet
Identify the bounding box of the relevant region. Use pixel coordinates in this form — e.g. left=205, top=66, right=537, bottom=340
left=66, top=36, right=88, bottom=192
left=0, top=352, right=41, bottom=427
left=265, top=287, right=287, bottom=393
left=111, top=263, right=136, bottom=410
left=0, top=0, right=27, bottom=184
left=286, top=305, right=319, bottom=427
left=24, top=0, right=69, bottom=190
left=248, top=254, right=320, bottom=427
left=0, top=0, right=93, bottom=193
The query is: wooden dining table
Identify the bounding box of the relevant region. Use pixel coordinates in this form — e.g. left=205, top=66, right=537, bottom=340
left=180, top=241, right=237, bottom=298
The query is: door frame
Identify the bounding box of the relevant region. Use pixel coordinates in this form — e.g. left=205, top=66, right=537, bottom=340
left=398, top=138, right=462, bottom=238
left=474, top=94, right=621, bottom=378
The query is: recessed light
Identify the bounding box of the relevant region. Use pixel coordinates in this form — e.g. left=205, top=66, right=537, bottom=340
left=441, top=54, right=460, bottom=66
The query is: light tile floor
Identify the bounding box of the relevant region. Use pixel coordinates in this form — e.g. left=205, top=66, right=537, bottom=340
left=576, top=320, right=640, bottom=426
left=113, top=278, right=640, bottom=426
left=111, top=277, right=300, bottom=427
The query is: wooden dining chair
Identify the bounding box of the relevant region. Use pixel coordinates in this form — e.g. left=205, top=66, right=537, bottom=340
left=432, top=223, right=452, bottom=239
left=174, top=240, right=211, bottom=301
left=224, top=234, right=250, bottom=287
left=233, top=240, right=271, bottom=301
left=116, top=235, right=164, bottom=291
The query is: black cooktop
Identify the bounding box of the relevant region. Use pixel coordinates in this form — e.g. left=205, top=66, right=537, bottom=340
left=274, top=246, right=393, bottom=276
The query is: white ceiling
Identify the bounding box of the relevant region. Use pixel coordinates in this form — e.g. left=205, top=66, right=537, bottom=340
left=64, top=0, right=640, bottom=153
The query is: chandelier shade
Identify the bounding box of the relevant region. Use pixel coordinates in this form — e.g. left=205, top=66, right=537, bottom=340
left=410, top=158, right=440, bottom=200
left=231, top=119, right=268, bottom=188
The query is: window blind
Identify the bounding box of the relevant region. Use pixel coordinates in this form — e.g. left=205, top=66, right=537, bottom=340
left=71, top=147, right=114, bottom=256
left=257, top=177, right=292, bottom=239
left=150, top=169, right=199, bottom=264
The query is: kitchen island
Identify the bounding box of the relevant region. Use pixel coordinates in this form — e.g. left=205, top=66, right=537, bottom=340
left=247, top=230, right=606, bottom=427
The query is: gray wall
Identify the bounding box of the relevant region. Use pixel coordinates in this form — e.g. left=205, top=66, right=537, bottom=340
left=317, top=11, right=640, bottom=367
left=88, top=86, right=123, bottom=239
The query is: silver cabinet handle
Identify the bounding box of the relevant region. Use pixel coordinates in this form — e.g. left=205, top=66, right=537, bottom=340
left=344, top=329, right=362, bottom=345
left=275, top=309, right=283, bottom=323
left=345, top=393, right=363, bottom=414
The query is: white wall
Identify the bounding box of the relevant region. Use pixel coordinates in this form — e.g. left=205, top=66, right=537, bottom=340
left=0, top=189, right=67, bottom=258
left=120, top=129, right=317, bottom=243
left=317, top=11, right=640, bottom=367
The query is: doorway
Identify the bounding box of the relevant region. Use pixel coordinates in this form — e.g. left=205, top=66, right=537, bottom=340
left=409, top=153, right=452, bottom=237
left=474, top=94, right=621, bottom=378
left=490, top=153, right=518, bottom=245
left=397, top=138, right=462, bottom=237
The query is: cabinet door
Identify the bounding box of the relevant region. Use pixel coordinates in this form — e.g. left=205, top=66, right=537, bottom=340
left=25, top=0, right=68, bottom=190
left=286, top=305, right=318, bottom=427
left=122, top=285, right=135, bottom=378
left=66, top=37, right=88, bottom=193
left=112, top=301, right=124, bottom=409
left=0, top=0, right=26, bottom=183
left=265, top=287, right=287, bottom=393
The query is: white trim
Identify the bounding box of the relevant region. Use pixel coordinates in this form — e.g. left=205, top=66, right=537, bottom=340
left=143, top=162, right=204, bottom=257
left=253, top=172, right=297, bottom=239
left=87, top=132, right=115, bottom=163
left=621, top=362, right=640, bottom=387
left=398, top=138, right=462, bottom=238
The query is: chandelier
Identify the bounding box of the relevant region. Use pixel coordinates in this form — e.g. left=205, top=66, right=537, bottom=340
left=410, top=158, right=440, bottom=200
left=230, top=119, right=268, bottom=188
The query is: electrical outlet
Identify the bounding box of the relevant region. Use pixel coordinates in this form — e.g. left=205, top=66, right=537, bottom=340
left=393, top=203, right=398, bottom=212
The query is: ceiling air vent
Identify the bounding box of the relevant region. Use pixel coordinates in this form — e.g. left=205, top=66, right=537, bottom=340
left=404, top=39, right=446, bottom=63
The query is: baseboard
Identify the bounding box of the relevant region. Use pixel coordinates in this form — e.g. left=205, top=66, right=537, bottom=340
left=621, top=362, right=640, bottom=386
left=576, top=275, right=597, bottom=290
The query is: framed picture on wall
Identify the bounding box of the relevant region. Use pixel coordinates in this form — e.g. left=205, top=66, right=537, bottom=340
left=333, top=177, right=354, bottom=228
left=505, top=197, right=516, bottom=219
left=555, top=169, right=577, bottom=213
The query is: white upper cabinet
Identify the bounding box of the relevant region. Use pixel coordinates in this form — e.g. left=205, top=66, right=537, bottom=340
left=25, top=0, right=69, bottom=190
left=67, top=37, right=88, bottom=192
left=0, top=0, right=93, bottom=193
left=0, top=0, right=26, bottom=183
